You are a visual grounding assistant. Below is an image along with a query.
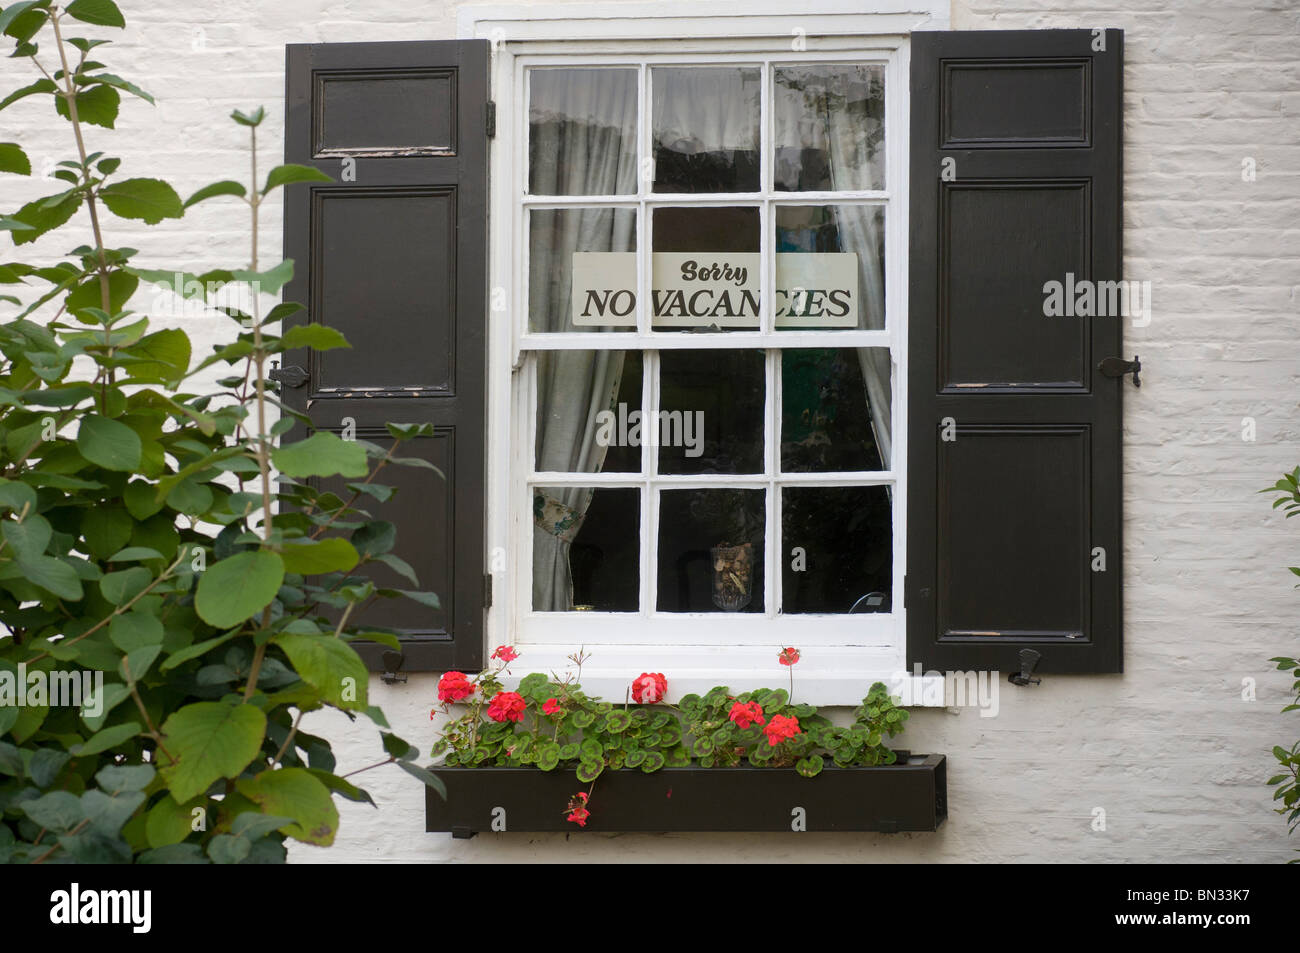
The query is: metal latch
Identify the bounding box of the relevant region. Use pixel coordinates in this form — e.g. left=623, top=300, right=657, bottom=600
left=269, top=361, right=309, bottom=388
left=1098, top=355, right=1141, bottom=387
left=1008, top=648, right=1043, bottom=686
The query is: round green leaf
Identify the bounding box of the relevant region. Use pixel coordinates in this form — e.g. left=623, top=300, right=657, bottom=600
left=279, top=537, right=359, bottom=574
left=99, top=177, right=183, bottom=223
left=76, top=414, right=142, bottom=471
left=159, top=701, right=266, bottom=803
left=272, top=432, right=367, bottom=479
left=235, top=766, right=339, bottom=846
left=194, top=550, right=285, bottom=628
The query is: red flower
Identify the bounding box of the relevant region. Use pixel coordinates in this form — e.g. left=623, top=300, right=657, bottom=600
left=543, top=697, right=562, bottom=716
left=631, top=672, right=667, bottom=704
left=437, top=671, right=475, bottom=704
left=728, top=700, right=766, bottom=730
left=491, top=645, right=519, bottom=663
left=487, top=690, right=527, bottom=723
left=778, top=646, right=801, bottom=666
left=764, top=714, right=801, bottom=747
left=566, top=791, right=590, bottom=827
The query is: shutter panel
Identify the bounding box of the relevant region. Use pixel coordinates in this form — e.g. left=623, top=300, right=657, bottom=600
left=907, top=30, right=1124, bottom=674
left=283, top=40, right=488, bottom=672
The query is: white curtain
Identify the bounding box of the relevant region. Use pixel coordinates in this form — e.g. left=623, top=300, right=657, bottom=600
left=530, top=71, right=638, bottom=611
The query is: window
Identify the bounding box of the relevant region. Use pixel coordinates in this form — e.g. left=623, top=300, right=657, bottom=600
left=492, top=30, right=912, bottom=697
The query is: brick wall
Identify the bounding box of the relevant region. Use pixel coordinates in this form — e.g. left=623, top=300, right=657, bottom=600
left=4, top=0, right=1297, bottom=862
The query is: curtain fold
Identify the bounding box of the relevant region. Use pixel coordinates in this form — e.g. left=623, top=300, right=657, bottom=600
left=529, top=71, right=638, bottom=611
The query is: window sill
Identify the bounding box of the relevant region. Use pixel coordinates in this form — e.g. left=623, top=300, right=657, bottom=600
left=496, top=644, right=949, bottom=707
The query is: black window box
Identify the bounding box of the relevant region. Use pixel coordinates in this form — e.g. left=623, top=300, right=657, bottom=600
left=426, top=753, right=946, bottom=836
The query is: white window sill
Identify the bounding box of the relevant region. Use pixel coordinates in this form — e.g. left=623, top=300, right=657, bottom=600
left=494, top=643, right=951, bottom=707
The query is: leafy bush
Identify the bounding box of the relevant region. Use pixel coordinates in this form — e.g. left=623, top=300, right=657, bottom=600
left=0, top=0, right=438, bottom=864
left=1263, top=467, right=1300, bottom=853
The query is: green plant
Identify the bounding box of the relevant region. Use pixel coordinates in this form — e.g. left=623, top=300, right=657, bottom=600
left=0, top=0, right=440, bottom=864
left=1263, top=466, right=1300, bottom=855
left=431, top=653, right=909, bottom=824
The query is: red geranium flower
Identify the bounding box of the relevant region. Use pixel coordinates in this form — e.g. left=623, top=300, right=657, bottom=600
left=728, top=700, right=766, bottom=730
left=631, top=672, right=667, bottom=704
left=764, top=714, right=801, bottom=747
left=437, top=671, right=475, bottom=704
left=778, top=646, right=800, bottom=666
left=486, top=690, right=527, bottom=723
left=491, top=645, right=519, bottom=663
left=543, top=697, right=562, bottom=716
left=566, top=791, right=590, bottom=827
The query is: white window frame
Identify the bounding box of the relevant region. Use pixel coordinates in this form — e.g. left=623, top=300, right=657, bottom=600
left=462, top=0, right=950, bottom=705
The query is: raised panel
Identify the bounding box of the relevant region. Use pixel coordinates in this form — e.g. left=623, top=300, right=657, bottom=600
left=321, top=429, right=454, bottom=637
left=936, top=425, right=1089, bottom=641
left=940, top=181, right=1089, bottom=391
left=314, top=69, right=456, bottom=157
left=942, top=59, right=1089, bottom=147
left=310, top=188, right=456, bottom=396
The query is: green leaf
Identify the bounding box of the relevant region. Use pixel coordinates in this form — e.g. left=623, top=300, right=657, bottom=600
left=99, top=565, right=150, bottom=604
left=11, top=191, right=81, bottom=245
left=76, top=414, right=142, bottom=470
left=231, top=259, right=293, bottom=295
left=144, top=793, right=200, bottom=848
left=84, top=71, right=152, bottom=104
left=796, top=754, right=824, bottom=778
left=99, top=177, right=183, bottom=224
left=0, top=142, right=31, bottom=175
left=272, top=431, right=368, bottom=478
left=64, top=0, right=124, bottom=27
left=2, top=513, right=51, bottom=559
left=194, top=551, right=285, bottom=628
left=0, top=78, right=55, bottom=113
left=0, top=2, right=49, bottom=37
left=0, top=479, right=37, bottom=514
left=183, top=179, right=245, bottom=209
left=272, top=632, right=368, bottom=710
left=21, top=790, right=83, bottom=834
left=108, top=610, right=163, bottom=652
left=279, top=323, right=349, bottom=351
left=158, top=701, right=267, bottom=803
left=262, top=163, right=334, bottom=193
left=95, top=762, right=155, bottom=793
left=231, top=106, right=265, bottom=127
left=351, top=520, right=396, bottom=557
left=575, top=760, right=604, bottom=784
left=17, top=554, right=82, bottom=600
left=75, top=721, right=141, bottom=756
left=235, top=767, right=339, bottom=846
left=279, top=537, right=359, bottom=574
left=54, top=83, right=119, bottom=128
left=125, top=328, right=191, bottom=382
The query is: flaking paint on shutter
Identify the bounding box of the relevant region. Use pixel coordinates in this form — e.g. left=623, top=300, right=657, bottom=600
left=907, top=29, right=1124, bottom=674
left=283, top=40, right=489, bottom=672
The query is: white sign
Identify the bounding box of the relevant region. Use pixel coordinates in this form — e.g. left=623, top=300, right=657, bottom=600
left=570, top=252, right=859, bottom=328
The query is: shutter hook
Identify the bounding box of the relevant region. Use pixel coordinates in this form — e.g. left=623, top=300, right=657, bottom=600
left=1098, top=354, right=1141, bottom=387
left=1008, top=648, right=1043, bottom=686
left=380, top=650, right=407, bottom=685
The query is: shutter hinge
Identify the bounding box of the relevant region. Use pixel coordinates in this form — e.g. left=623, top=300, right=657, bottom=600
left=485, top=100, right=496, bottom=138
left=483, top=573, right=493, bottom=609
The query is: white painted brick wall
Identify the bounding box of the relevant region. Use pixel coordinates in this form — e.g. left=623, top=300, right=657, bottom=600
left=3, top=0, right=1297, bottom=862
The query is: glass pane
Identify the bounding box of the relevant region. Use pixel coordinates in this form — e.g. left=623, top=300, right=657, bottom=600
left=533, top=486, right=639, bottom=612
left=651, top=206, right=759, bottom=331
left=775, top=204, right=884, bottom=331
left=781, top=348, right=890, bottom=472
left=657, top=488, right=765, bottom=613
left=536, top=350, right=642, bottom=473
left=652, top=67, right=760, bottom=193
left=529, top=68, right=638, bottom=195
left=782, top=485, right=891, bottom=614
left=774, top=64, right=885, bottom=192
left=658, top=349, right=764, bottom=474
left=530, top=207, right=637, bottom=332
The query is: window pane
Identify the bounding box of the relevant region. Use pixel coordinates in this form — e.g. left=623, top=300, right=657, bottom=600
left=536, top=350, right=642, bottom=473
left=781, top=348, right=890, bottom=472
left=782, top=485, right=891, bottom=614
left=657, top=488, right=765, bottom=613
left=529, top=68, right=638, bottom=195
left=659, top=349, right=764, bottom=474
left=775, top=204, right=884, bottom=331
left=652, top=67, right=760, bottom=193
left=774, top=64, right=885, bottom=192
left=533, top=486, right=639, bottom=611
left=651, top=206, right=759, bottom=331
left=530, top=207, right=637, bottom=332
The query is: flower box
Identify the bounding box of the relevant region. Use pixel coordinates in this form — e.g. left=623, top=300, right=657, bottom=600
left=425, top=754, right=947, bottom=837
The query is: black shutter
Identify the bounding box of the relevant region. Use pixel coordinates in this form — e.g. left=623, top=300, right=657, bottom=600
left=907, top=30, right=1124, bottom=674
left=283, top=40, right=489, bottom=672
